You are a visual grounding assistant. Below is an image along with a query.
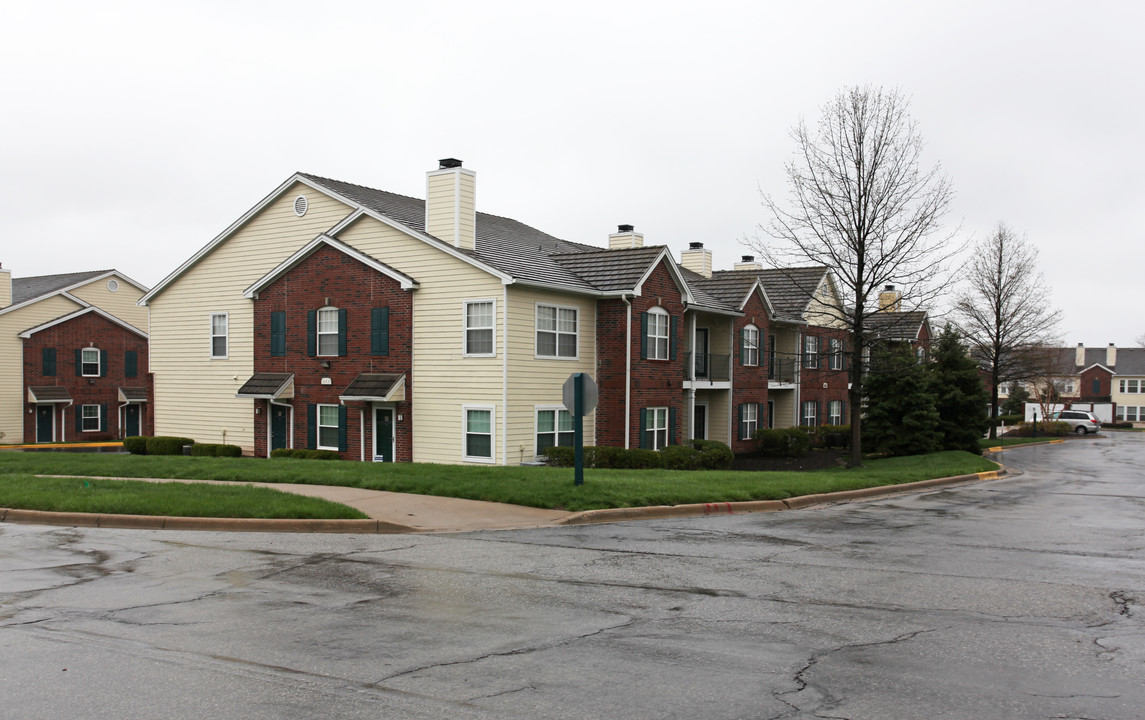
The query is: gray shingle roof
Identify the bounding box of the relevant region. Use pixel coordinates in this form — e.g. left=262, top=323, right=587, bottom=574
left=12, top=271, right=111, bottom=305
left=28, top=386, right=72, bottom=403
left=235, top=373, right=294, bottom=399
left=753, top=267, right=830, bottom=317
left=549, top=246, right=669, bottom=293
left=118, top=387, right=149, bottom=402
left=689, top=270, right=759, bottom=310
left=866, top=310, right=929, bottom=339
left=1055, top=346, right=1145, bottom=375
left=340, top=373, right=404, bottom=401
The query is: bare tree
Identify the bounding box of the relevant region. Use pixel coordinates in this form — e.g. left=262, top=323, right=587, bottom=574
left=953, top=223, right=1061, bottom=437
left=1137, top=332, right=1145, bottom=348
left=750, top=85, right=960, bottom=467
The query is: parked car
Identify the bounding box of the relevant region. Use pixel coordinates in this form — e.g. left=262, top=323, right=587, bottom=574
left=1051, top=410, right=1102, bottom=435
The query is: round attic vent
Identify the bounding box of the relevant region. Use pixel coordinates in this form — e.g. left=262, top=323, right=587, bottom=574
left=107, top=279, right=119, bottom=292
left=294, top=195, right=309, bottom=217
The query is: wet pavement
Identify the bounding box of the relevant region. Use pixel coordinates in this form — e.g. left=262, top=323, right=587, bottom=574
left=2, top=433, right=1143, bottom=719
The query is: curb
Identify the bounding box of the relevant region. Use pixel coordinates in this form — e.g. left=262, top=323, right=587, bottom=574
left=0, top=508, right=416, bottom=534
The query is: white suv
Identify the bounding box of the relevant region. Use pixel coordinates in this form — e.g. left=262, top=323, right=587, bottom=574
left=1051, top=410, right=1101, bottom=435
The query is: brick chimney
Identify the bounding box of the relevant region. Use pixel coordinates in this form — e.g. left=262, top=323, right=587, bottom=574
left=680, top=242, right=712, bottom=278
left=608, top=224, right=644, bottom=250
left=878, top=285, right=901, bottom=313
left=734, top=255, right=762, bottom=271
left=425, top=158, right=476, bottom=251
left=0, top=263, right=10, bottom=308
left=1107, top=343, right=1117, bottom=367
left=1075, top=343, right=1085, bottom=367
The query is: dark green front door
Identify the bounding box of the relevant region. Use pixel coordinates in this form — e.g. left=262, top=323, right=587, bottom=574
left=36, top=405, right=53, bottom=443
left=374, top=408, right=394, bottom=462
left=124, top=404, right=140, bottom=437
left=271, top=405, right=288, bottom=452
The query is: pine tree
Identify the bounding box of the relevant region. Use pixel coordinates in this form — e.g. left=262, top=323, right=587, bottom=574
left=863, top=345, right=943, bottom=456
left=930, top=325, right=990, bottom=454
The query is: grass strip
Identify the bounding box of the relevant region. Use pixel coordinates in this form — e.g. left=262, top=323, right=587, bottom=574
left=0, top=450, right=997, bottom=513
left=0, top=475, right=367, bottom=519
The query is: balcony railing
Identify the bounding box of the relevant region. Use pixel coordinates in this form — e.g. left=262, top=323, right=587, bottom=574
left=684, top=352, right=730, bottom=382
left=768, top=358, right=796, bottom=384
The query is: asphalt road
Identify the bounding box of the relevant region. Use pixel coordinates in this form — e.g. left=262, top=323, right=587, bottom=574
left=2, top=434, right=1143, bottom=719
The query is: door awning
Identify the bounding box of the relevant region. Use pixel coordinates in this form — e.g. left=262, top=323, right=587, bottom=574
left=118, top=387, right=149, bottom=403
left=235, top=373, right=294, bottom=400
left=28, top=387, right=72, bottom=403
left=340, top=373, right=405, bottom=403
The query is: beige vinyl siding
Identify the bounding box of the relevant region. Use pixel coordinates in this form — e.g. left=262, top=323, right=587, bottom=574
left=708, top=389, right=731, bottom=444
left=424, top=170, right=476, bottom=250
left=148, top=184, right=352, bottom=453
left=0, top=294, right=86, bottom=442
left=337, top=216, right=504, bottom=464
left=69, top=276, right=148, bottom=332
left=806, top=279, right=846, bottom=328
left=504, top=287, right=597, bottom=463
left=771, top=391, right=796, bottom=429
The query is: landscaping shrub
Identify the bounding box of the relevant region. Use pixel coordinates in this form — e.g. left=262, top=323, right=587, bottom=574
left=1103, top=421, right=1133, bottom=429
left=271, top=448, right=341, bottom=460
left=1007, top=420, right=1070, bottom=437
left=542, top=445, right=666, bottom=469
left=190, top=443, right=243, bottom=458
left=542, top=446, right=574, bottom=467
left=754, top=427, right=811, bottom=457
left=659, top=444, right=701, bottom=471
left=993, top=414, right=1023, bottom=427
left=800, top=425, right=851, bottom=449
left=145, top=436, right=195, bottom=456
left=122, top=436, right=149, bottom=455
left=691, top=439, right=734, bottom=469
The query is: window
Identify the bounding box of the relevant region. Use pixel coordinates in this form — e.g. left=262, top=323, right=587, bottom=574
left=644, top=308, right=670, bottom=360
left=465, top=300, right=495, bottom=356
left=1117, top=406, right=1141, bottom=422
left=464, top=406, right=494, bottom=461
left=828, top=400, right=844, bottom=426
left=643, top=407, right=669, bottom=449
left=536, top=408, right=574, bottom=455
left=317, top=404, right=340, bottom=450
left=803, top=335, right=819, bottom=369
left=81, top=405, right=100, bottom=432
left=1120, top=379, right=1141, bottom=394
left=210, top=313, right=228, bottom=358
left=317, top=308, right=339, bottom=356
left=1064, top=380, right=1076, bottom=394
left=536, top=304, right=578, bottom=358
left=739, top=403, right=758, bottom=440
left=801, top=400, right=818, bottom=426
left=81, top=348, right=100, bottom=377
left=742, top=325, right=759, bottom=366
left=828, top=337, right=844, bottom=370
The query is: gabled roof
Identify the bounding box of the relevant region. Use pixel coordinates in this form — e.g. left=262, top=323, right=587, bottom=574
left=866, top=310, right=929, bottom=341
left=340, top=373, right=406, bottom=403
left=3, top=270, right=148, bottom=317
left=235, top=373, right=294, bottom=400
left=244, top=234, right=419, bottom=298
left=548, top=245, right=695, bottom=302
left=18, top=305, right=149, bottom=340
left=687, top=272, right=775, bottom=317
left=1050, top=346, right=1145, bottom=376
left=752, top=266, right=833, bottom=319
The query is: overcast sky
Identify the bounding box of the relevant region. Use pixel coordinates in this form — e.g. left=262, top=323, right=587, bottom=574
left=3, top=1, right=1141, bottom=347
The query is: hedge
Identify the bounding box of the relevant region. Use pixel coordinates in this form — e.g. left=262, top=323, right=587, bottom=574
left=543, top=440, right=733, bottom=471
left=189, top=443, right=243, bottom=458
left=690, top=439, right=734, bottom=469
left=270, top=448, right=342, bottom=460
left=122, top=436, right=149, bottom=455
left=754, top=427, right=811, bottom=457
left=145, top=436, right=196, bottom=456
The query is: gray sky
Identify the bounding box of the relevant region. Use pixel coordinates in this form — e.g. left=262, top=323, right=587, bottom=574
left=3, top=0, right=1141, bottom=347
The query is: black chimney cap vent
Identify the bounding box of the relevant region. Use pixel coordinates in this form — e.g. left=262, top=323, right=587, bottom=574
left=741, top=255, right=755, bottom=263
left=689, top=242, right=704, bottom=250
left=617, top=224, right=634, bottom=233
left=438, top=158, right=463, bottom=169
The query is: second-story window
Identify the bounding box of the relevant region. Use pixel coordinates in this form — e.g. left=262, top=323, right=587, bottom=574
left=646, top=308, right=669, bottom=360
left=803, top=335, right=820, bottom=369
left=465, top=300, right=495, bottom=356
left=828, top=337, right=844, bottom=370
left=317, top=308, right=340, bottom=356
left=536, top=304, right=577, bottom=358
left=210, top=313, right=228, bottom=358
left=742, top=325, right=759, bottom=366
left=81, top=348, right=100, bottom=377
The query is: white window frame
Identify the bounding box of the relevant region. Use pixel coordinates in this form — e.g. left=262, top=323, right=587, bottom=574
left=740, top=403, right=758, bottom=440
left=316, top=404, right=340, bottom=451
left=81, top=347, right=100, bottom=377
left=801, top=400, right=818, bottom=426
left=1120, top=379, right=1141, bottom=394
left=210, top=312, right=228, bottom=359
left=535, top=406, right=575, bottom=458
left=316, top=307, right=339, bottom=357
left=535, top=303, right=579, bottom=359
left=463, top=405, right=496, bottom=463
left=828, top=400, right=843, bottom=426
left=464, top=300, right=496, bottom=357
left=828, top=337, right=844, bottom=371
left=1064, top=380, right=1076, bottom=394
left=81, top=404, right=100, bottom=432
left=743, top=325, right=759, bottom=366
left=803, top=335, right=819, bottom=369
left=647, top=307, right=669, bottom=360
left=646, top=406, right=669, bottom=450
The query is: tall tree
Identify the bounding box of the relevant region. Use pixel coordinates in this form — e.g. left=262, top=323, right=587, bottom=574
left=930, top=324, right=990, bottom=454
left=751, top=85, right=959, bottom=467
left=863, top=345, right=943, bottom=457
left=953, top=223, right=1061, bottom=437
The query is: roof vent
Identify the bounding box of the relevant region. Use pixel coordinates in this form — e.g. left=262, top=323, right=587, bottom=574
left=689, top=242, right=704, bottom=250
left=741, top=255, right=754, bottom=263
left=439, top=158, right=463, bottom=169
left=618, top=224, right=634, bottom=233
left=293, top=195, right=308, bottom=217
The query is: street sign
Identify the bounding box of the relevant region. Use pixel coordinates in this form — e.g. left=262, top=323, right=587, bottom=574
left=563, top=373, right=598, bottom=415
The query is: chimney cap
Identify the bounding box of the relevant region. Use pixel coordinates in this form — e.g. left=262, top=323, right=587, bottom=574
left=741, top=255, right=755, bottom=263
left=688, top=242, right=704, bottom=250
left=884, top=285, right=896, bottom=291
left=438, top=158, right=463, bottom=169
left=617, top=224, right=634, bottom=233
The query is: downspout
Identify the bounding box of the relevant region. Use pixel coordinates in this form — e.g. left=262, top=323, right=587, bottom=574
left=687, top=308, right=696, bottom=441
left=117, top=399, right=130, bottom=440
left=502, top=285, right=509, bottom=465
left=793, top=330, right=802, bottom=426
left=360, top=408, right=366, bottom=462
left=62, top=400, right=72, bottom=443
left=728, top=316, right=735, bottom=445
left=623, top=294, right=632, bottom=449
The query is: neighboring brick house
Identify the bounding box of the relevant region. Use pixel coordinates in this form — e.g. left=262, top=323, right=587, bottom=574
left=0, top=266, right=149, bottom=445
left=999, top=344, right=1145, bottom=425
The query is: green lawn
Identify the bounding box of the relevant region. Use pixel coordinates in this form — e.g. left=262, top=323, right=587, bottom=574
left=0, top=450, right=999, bottom=514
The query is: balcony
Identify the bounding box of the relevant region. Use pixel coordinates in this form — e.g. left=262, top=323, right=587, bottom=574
left=768, top=358, right=796, bottom=384
left=684, top=352, right=730, bottom=382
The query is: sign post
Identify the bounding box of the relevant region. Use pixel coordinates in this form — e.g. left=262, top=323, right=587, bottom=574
left=562, top=373, right=598, bottom=486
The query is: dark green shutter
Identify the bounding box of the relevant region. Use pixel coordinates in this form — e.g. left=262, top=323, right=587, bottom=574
left=101, top=350, right=108, bottom=377
left=307, top=311, right=317, bottom=357
left=669, top=316, right=677, bottom=361
left=307, top=404, right=317, bottom=448
left=42, top=348, right=56, bottom=377
left=840, top=401, right=847, bottom=426
left=338, top=405, right=348, bottom=452
left=75, top=407, right=82, bottom=433
left=74, top=349, right=82, bottom=376
left=639, top=408, right=649, bottom=449
left=758, top=402, right=766, bottom=430
left=668, top=407, right=676, bottom=445
left=739, top=328, right=746, bottom=366
left=338, top=309, right=348, bottom=357
left=100, top=404, right=108, bottom=432
left=125, top=350, right=137, bottom=378
left=372, top=308, right=389, bottom=356
left=640, top=312, right=649, bottom=360
left=271, top=312, right=286, bottom=357
left=816, top=401, right=821, bottom=426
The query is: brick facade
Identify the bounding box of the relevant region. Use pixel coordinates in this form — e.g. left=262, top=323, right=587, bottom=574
left=729, top=290, right=769, bottom=453
left=249, top=244, right=413, bottom=461
left=797, top=325, right=851, bottom=428
left=22, top=311, right=150, bottom=443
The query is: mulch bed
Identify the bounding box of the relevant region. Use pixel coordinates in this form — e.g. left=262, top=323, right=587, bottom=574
left=733, top=448, right=849, bottom=472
